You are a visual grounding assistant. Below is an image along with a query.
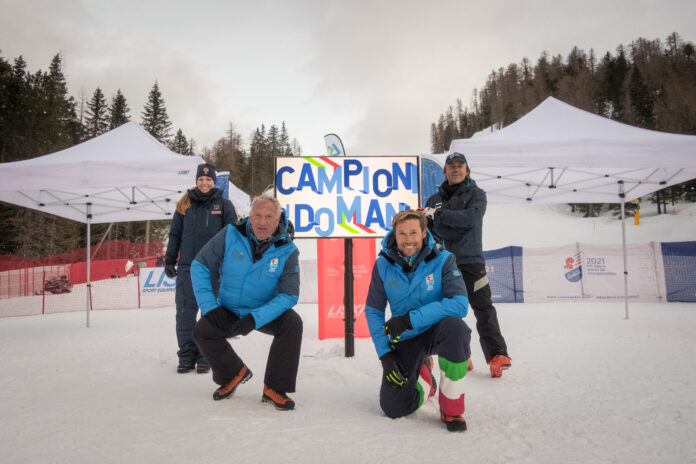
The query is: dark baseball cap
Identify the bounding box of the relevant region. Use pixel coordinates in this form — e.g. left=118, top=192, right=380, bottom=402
left=445, top=152, right=467, bottom=164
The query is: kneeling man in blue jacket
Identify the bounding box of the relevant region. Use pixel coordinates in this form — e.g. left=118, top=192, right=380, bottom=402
left=366, top=209, right=472, bottom=432
left=191, top=194, right=302, bottom=411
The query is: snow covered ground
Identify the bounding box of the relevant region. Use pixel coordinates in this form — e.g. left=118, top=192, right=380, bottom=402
left=1, top=202, right=695, bottom=463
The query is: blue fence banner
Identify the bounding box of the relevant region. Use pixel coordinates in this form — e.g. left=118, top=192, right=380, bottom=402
left=661, top=241, right=696, bottom=302
left=215, top=172, right=230, bottom=200
left=483, top=246, right=524, bottom=303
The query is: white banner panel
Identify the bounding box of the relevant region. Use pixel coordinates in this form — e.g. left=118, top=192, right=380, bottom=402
left=139, top=267, right=176, bottom=295
left=522, top=244, right=584, bottom=302
left=581, top=243, right=666, bottom=302
left=275, top=156, right=420, bottom=238
left=522, top=242, right=668, bottom=303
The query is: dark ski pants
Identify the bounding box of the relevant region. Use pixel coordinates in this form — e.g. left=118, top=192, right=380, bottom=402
left=380, top=316, right=471, bottom=419
left=459, top=262, right=509, bottom=363
left=175, top=265, right=206, bottom=366
left=193, top=307, right=303, bottom=393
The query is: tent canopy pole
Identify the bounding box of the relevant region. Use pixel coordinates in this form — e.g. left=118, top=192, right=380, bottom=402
left=619, top=182, right=629, bottom=319
left=86, top=204, right=92, bottom=328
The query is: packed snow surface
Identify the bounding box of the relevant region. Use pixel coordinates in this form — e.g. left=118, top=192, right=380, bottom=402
left=1, top=202, right=695, bottom=463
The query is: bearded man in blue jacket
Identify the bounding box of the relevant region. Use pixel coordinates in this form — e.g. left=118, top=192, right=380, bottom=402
left=191, top=195, right=302, bottom=411
left=366, top=209, right=472, bottom=432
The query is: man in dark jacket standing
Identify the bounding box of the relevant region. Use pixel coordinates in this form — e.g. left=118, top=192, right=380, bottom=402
left=165, top=163, right=237, bottom=374
left=425, top=152, right=511, bottom=378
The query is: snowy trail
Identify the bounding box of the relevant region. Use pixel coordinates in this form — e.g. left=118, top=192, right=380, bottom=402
left=2, top=302, right=695, bottom=463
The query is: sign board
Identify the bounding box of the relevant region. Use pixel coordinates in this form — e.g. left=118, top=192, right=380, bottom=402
left=139, top=267, right=176, bottom=295
left=275, top=156, right=420, bottom=238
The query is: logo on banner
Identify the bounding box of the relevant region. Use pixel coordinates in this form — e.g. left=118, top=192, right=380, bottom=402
left=426, top=273, right=435, bottom=291
left=564, top=252, right=583, bottom=283
left=269, top=258, right=279, bottom=273
left=140, top=268, right=176, bottom=294
left=585, top=256, right=616, bottom=276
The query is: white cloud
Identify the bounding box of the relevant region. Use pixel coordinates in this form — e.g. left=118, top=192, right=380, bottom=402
left=1, top=0, right=695, bottom=157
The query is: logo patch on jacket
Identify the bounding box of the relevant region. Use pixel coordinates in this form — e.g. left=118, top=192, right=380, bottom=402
left=269, top=258, right=279, bottom=272
left=426, top=273, right=435, bottom=291
left=232, top=251, right=244, bottom=260
left=211, top=204, right=222, bottom=214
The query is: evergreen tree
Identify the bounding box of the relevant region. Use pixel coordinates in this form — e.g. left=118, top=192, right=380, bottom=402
left=85, top=87, right=109, bottom=138
left=248, top=125, right=265, bottom=195
left=108, top=89, right=130, bottom=129
left=141, top=81, right=172, bottom=143
left=430, top=122, right=440, bottom=153
left=267, top=124, right=280, bottom=157
left=0, top=55, right=21, bottom=162
left=169, top=128, right=190, bottom=154
left=32, top=54, right=81, bottom=155
left=290, top=138, right=302, bottom=157
left=280, top=122, right=291, bottom=156
left=629, top=65, right=655, bottom=128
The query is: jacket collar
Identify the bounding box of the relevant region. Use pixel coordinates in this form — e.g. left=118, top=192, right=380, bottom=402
left=379, top=228, right=438, bottom=273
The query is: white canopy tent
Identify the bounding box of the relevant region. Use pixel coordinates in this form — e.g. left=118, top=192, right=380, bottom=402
left=422, top=96, right=696, bottom=317
left=0, top=122, right=205, bottom=326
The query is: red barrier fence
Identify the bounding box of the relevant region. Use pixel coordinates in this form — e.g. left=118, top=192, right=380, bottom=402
left=0, top=240, right=167, bottom=298
left=0, top=240, right=167, bottom=272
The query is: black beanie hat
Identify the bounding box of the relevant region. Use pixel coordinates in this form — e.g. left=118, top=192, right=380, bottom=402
left=196, top=163, right=216, bottom=183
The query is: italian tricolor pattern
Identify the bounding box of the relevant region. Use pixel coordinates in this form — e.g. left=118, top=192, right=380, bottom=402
left=437, top=357, right=469, bottom=416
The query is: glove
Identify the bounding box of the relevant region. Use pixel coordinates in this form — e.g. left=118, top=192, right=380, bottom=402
left=232, top=314, right=256, bottom=336
left=164, top=264, right=177, bottom=278
left=380, top=352, right=408, bottom=389
left=421, top=203, right=442, bottom=220
left=383, top=314, right=412, bottom=343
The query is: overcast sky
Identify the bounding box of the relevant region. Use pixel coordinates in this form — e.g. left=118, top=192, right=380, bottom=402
left=1, top=0, right=694, bottom=157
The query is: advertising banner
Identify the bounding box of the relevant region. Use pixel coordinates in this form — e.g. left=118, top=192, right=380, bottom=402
left=522, top=243, right=667, bottom=302
left=275, top=156, right=420, bottom=238
left=483, top=246, right=524, bottom=303
left=317, top=238, right=375, bottom=339
left=139, top=267, right=176, bottom=295
left=522, top=244, right=584, bottom=302
left=216, top=172, right=230, bottom=199
left=581, top=243, right=665, bottom=302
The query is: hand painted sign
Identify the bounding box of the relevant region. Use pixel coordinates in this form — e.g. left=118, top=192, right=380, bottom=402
left=275, top=156, right=420, bottom=238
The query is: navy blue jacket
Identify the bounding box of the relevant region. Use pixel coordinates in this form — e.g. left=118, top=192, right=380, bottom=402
left=190, top=213, right=300, bottom=329
left=165, top=188, right=237, bottom=267
left=365, top=228, right=469, bottom=358
left=426, top=178, right=487, bottom=265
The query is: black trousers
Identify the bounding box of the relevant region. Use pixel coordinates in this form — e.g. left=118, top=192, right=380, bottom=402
left=380, top=317, right=471, bottom=419
left=192, top=307, right=303, bottom=393
left=459, top=262, right=509, bottom=363
left=174, top=266, right=205, bottom=365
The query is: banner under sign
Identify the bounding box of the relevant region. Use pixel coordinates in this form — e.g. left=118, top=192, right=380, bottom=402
left=275, top=156, right=420, bottom=238
left=317, top=238, right=375, bottom=339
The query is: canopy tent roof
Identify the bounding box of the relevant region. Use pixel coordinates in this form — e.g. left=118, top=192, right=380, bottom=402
left=422, top=97, right=696, bottom=204
left=0, top=122, right=205, bottom=223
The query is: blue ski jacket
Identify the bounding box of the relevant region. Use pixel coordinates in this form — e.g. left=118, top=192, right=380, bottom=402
left=365, top=228, right=469, bottom=358
left=190, top=212, right=300, bottom=329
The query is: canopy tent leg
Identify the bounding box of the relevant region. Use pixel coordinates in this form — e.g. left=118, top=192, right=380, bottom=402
left=86, top=204, right=92, bottom=328
left=621, top=200, right=629, bottom=319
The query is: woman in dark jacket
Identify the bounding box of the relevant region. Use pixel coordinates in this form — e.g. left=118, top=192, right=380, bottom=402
left=165, top=163, right=237, bottom=374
